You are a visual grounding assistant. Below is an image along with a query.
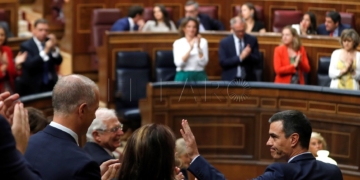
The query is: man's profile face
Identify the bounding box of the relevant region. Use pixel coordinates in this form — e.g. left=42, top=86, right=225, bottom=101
left=266, top=121, right=292, bottom=161
left=325, top=17, right=338, bottom=32
left=185, top=5, right=198, bottom=18
left=95, top=118, right=123, bottom=151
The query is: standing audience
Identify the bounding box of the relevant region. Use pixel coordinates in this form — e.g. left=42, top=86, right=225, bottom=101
left=142, top=5, right=177, bottom=32
left=173, top=17, right=208, bottom=82
left=111, top=6, right=145, bottom=31
left=329, top=29, right=360, bottom=90
left=240, top=3, right=266, bottom=33
left=0, top=25, right=27, bottom=93
left=317, top=11, right=351, bottom=37
left=84, top=108, right=124, bottom=165
left=18, top=18, right=63, bottom=96
left=292, top=12, right=317, bottom=35
left=274, top=26, right=310, bottom=84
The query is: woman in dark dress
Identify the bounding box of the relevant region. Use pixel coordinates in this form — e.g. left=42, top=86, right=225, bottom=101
left=241, top=2, right=266, bottom=33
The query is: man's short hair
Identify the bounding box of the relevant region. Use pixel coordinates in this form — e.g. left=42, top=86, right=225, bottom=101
left=268, top=110, right=312, bottom=149
left=185, top=0, right=199, bottom=9
left=326, top=11, right=341, bottom=24
left=52, top=74, right=98, bottom=115
left=230, top=16, right=246, bottom=27
left=128, top=5, right=144, bottom=18
left=86, top=108, right=118, bottom=142
left=34, top=18, right=49, bottom=28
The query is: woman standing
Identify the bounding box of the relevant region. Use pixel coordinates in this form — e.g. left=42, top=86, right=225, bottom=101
left=142, top=5, right=177, bottom=32
left=273, top=26, right=310, bottom=84
left=329, top=29, right=360, bottom=90
left=173, top=17, right=208, bottom=82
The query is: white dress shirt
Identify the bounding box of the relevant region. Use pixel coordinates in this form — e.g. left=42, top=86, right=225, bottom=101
left=128, top=17, right=135, bottom=31
left=233, top=34, right=245, bottom=78
left=173, top=37, right=208, bottom=71
left=50, top=122, right=79, bottom=145
left=33, top=37, right=60, bottom=62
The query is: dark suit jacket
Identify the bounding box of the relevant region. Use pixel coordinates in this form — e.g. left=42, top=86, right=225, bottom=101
left=189, top=153, right=343, bottom=180
left=317, top=23, right=351, bottom=36
left=19, top=38, right=62, bottom=96
left=25, top=126, right=101, bottom=180
left=218, top=34, right=261, bottom=81
left=0, top=115, right=42, bottom=180
left=177, top=14, right=225, bottom=31
left=110, top=17, right=139, bottom=31
left=83, top=142, right=114, bottom=165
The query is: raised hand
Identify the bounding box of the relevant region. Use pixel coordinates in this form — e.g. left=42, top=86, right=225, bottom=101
left=11, top=103, right=29, bottom=154
left=0, top=92, right=20, bottom=124
left=101, top=163, right=121, bottom=180
left=175, top=166, right=184, bottom=180
left=240, top=44, right=252, bottom=60
left=180, top=119, right=199, bottom=160
left=15, top=51, right=27, bottom=66
left=100, top=159, right=120, bottom=176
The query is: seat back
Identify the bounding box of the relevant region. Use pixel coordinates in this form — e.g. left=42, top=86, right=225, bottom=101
left=232, top=5, right=264, bottom=22
left=253, top=52, right=263, bottom=82
left=198, top=6, right=218, bottom=19
left=339, top=12, right=355, bottom=28
left=115, top=52, right=150, bottom=110
left=89, top=8, right=121, bottom=70
left=273, top=10, right=303, bottom=32
left=317, top=57, right=331, bottom=87
left=143, top=7, right=174, bottom=22
left=155, top=50, right=176, bottom=82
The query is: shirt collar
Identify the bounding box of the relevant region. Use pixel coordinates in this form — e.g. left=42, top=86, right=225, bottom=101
left=103, top=148, right=114, bottom=157
left=128, top=17, right=135, bottom=31
left=33, top=37, right=42, bottom=46
left=50, top=122, right=79, bottom=145
left=288, top=152, right=312, bottom=163
left=333, top=27, right=339, bottom=37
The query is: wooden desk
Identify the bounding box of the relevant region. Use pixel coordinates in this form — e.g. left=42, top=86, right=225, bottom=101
left=139, top=82, right=360, bottom=180
left=97, top=32, right=349, bottom=107
left=0, top=0, right=19, bottom=36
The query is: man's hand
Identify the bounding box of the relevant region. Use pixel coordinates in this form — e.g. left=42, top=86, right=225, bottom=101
left=240, top=44, right=251, bottom=60
left=48, top=34, right=57, bottom=47
left=101, top=163, right=121, bottom=180
left=0, top=92, right=20, bottom=124
left=100, top=159, right=120, bottom=176
left=180, top=119, right=199, bottom=160
left=11, top=103, right=29, bottom=154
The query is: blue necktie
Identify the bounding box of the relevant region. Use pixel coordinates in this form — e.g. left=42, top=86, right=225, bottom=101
left=41, top=42, right=49, bottom=84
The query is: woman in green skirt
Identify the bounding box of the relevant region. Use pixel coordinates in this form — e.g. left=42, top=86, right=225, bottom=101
left=173, top=17, right=208, bottom=82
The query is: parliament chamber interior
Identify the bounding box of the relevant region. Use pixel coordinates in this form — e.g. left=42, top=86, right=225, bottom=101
left=1, top=0, right=360, bottom=179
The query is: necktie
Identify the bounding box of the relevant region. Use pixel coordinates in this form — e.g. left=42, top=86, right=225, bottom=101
left=238, top=39, right=246, bottom=79
left=41, top=42, right=49, bottom=84
left=329, top=32, right=333, bottom=37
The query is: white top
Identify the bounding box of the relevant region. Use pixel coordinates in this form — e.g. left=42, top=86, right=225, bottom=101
left=291, top=24, right=301, bottom=35
left=232, top=34, right=245, bottom=78
left=142, top=20, right=177, bottom=32
left=128, top=17, right=135, bottom=31
left=173, top=37, right=208, bottom=71
left=50, top=121, right=79, bottom=145
left=33, top=37, right=60, bottom=62
left=328, top=49, right=360, bottom=90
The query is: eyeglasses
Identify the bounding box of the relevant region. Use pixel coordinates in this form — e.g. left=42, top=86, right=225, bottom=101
left=97, top=124, right=123, bottom=133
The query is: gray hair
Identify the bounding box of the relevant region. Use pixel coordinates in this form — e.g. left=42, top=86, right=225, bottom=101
left=185, top=0, right=199, bottom=9
left=86, top=108, right=118, bottom=142
left=52, top=74, right=99, bottom=115
left=340, top=28, right=360, bottom=49
left=230, top=16, right=246, bottom=27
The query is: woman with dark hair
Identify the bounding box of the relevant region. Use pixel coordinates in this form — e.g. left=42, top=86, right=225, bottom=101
left=273, top=26, right=310, bottom=84
left=118, top=124, right=183, bottom=180
left=173, top=17, right=208, bottom=82
left=0, top=25, right=27, bottom=93
left=292, top=12, right=317, bottom=35
left=241, top=2, right=266, bottom=33
left=142, top=5, right=177, bottom=32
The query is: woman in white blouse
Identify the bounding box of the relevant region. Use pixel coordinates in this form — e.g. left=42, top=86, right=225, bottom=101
left=142, top=5, right=177, bottom=32
left=329, top=29, right=360, bottom=90
left=173, top=17, right=208, bottom=82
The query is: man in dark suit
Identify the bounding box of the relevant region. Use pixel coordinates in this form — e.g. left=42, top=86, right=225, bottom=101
left=219, top=17, right=261, bottom=81
left=18, top=18, right=62, bottom=96
left=0, top=92, right=41, bottom=179
left=25, top=74, right=119, bottom=180
left=110, top=5, right=144, bottom=31
left=180, top=110, right=343, bottom=180
left=84, top=108, right=124, bottom=165
left=177, top=0, right=224, bottom=31
left=317, top=11, right=351, bottom=37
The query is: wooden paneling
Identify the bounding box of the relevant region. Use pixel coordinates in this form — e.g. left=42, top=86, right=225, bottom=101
left=7, top=37, right=29, bottom=56
left=0, top=0, right=18, bottom=37
left=139, top=82, right=360, bottom=179
left=62, top=0, right=360, bottom=80
left=98, top=32, right=353, bottom=107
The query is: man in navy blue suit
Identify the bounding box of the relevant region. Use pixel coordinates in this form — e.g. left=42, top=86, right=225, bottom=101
left=0, top=92, right=41, bottom=179
left=180, top=110, right=343, bottom=180
left=18, top=18, right=62, bottom=96
left=219, top=17, right=261, bottom=81
left=110, top=5, right=144, bottom=32
left=25, top=74, right=119, bottom=180
left=177, top=0, right=224, bottom=32
left=317, top=11, right=350, bottom=37
left=84, top=108, right=124, bottom=165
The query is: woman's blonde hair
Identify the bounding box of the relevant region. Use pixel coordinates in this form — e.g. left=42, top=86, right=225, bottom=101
left=311, top=132, right=327, bottom=150
left=282, top=25, right=302, bottom=51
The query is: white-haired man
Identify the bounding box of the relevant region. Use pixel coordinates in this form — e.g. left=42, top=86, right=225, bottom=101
left=84, top=108, right=124, bottom=165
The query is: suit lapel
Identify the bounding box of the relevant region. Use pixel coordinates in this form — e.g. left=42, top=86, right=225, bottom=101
left=30, top=38, right=40, bottom=54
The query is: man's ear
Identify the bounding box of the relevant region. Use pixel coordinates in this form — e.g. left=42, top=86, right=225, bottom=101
left=335, top=22, right=339, bottom=27
left=78, top=103, right=87, bottom=117
left=92, top=131, right=101, bottom=142
left=290, top=133, right=300, bottom=147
